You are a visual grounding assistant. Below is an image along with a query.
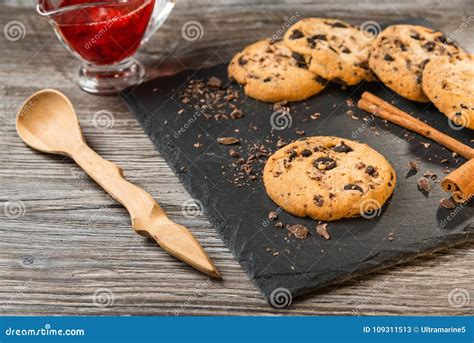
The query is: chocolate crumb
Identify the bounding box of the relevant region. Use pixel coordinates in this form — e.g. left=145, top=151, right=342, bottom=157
left=230, top=108, right=244, bottom=119
left=268, top=211, right=278, bottom=221
left=276, top=139, right=288, bottom=149
left=207, top=76, right=222, bottom=89
left=423, top=171, right=437, bottom=180
left=439, top=197, right=456, bottom=209
left=408, top=160, right=418, bottom=171
left=229, top=149, right=240, bottom=157
left=287, top=224, right=309, bottom=239
left=417, top=177, right=431, bottom=192
left=420, top=142, right=431, bottom=149
left=316, top=223, right=330, bottom=240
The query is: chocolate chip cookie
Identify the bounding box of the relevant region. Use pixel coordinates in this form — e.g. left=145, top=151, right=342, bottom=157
left=263, top=137, right=396, bottom=221
left=422, top=55, right=474, bottom=130
left=369, top=25, right=465, bottom=102
left=283, top=18, right=375, bottom=85
left=228, top=39, right=327, bottom=103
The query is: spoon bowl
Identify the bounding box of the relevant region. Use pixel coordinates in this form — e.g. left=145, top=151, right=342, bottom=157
left=16, top=89, right=84, bottom=155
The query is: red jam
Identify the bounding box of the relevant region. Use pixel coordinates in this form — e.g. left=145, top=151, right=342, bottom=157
left=49, top=0, right=155, bottom=65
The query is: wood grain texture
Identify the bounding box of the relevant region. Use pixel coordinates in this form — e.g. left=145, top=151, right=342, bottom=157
left=0, top=0, right=473, bottom=315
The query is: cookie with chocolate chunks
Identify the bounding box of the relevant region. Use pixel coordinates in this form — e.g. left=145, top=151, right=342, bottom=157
left=283, top=18, right=375, bottom=85
left=422, top=55, right=474, bottom=130
left=263, top=136, right=396, bottom=221
left=369, top=25, right=465, bottom=102
left=228, top=39, right=327, bottom=102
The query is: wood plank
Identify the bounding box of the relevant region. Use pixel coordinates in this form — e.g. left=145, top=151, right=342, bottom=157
left=0, top=1, right=472, bottom=315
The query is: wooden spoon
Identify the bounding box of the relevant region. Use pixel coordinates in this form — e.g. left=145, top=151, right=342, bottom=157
left=16, top=89, right=221, bottom=279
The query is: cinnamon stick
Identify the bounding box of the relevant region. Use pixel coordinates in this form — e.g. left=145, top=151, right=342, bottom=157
left=440, top=159, right=474, bottom=203
left=357, top=98, right=474, bottom=160
left=358, top=92, right=474, bottom=204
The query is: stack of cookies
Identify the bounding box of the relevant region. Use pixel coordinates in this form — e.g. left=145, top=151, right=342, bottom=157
left=228, top=18, right=375, bottom=103
left=228, top=19, right=473, bottom=130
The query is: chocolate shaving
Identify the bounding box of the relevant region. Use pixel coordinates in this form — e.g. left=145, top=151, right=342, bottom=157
left=217, top=137, right=240, bottom=145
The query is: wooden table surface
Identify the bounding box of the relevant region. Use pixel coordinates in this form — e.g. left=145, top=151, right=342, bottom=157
left=0, top=0, right=472, bottom=315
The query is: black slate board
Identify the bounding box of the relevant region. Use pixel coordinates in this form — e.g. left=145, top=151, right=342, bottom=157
left=121, top=62, right=473, bottom=307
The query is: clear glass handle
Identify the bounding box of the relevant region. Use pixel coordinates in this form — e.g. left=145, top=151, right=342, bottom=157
left=142, top=0, right=175, bottom=45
